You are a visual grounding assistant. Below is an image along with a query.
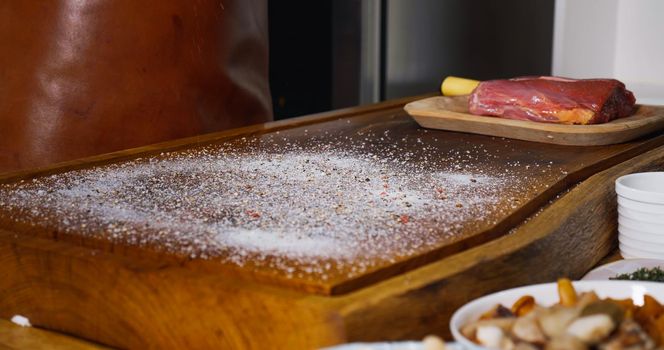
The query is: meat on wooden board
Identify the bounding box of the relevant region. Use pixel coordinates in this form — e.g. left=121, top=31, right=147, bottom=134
left=468, top=77, right=636, bottom=125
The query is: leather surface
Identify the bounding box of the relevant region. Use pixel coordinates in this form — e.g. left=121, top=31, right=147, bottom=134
left=0, top=0, right=272, bottom=173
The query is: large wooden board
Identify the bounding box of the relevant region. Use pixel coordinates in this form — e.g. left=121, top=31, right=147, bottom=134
left=1, top=102, right=663, bottom=297
left=404, top=95, right=664, bottom=146
left=1, top=96, right=664, bottom=348
left=1, top=144, right=663, bottom=349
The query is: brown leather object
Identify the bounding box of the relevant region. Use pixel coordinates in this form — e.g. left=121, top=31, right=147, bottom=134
left=0, top=0, right=272, bottom=173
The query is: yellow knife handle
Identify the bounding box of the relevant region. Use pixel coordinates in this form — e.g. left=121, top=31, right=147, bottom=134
left=441, top=76, right=480, bottom=96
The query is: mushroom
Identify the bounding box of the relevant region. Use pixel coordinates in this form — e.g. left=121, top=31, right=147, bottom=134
left=580, top=300, right=624, bottom=326
left=477, top=325, right=515, bottom=350
left=539, top=305, right=580, bottom=337
left=481, top=303, right=516, bottom=320
left=512, top=312, right=546, bottom=343
left=461, top=318, right=515, bottom=340
left=511, top=295, right=536, bottom=317
left=513, top=342, right=539, bottom=350
left=598, top=319, right=656, bottom=350
left=557, top=278, right=577, bottom=307
left=422, top=335, right=446, bottom=350
left=545, top=335, right=588, bottom=350
left=576, top=291, right=600, bottom=309
left=566, top=314, right=615, bottom=343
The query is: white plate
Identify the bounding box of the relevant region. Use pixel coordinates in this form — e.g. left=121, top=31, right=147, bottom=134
left=322, top=341, right=460, bottom=350
left=450, top=280, right=664, bottom=350
left=583, top=258, right=664, bottom=280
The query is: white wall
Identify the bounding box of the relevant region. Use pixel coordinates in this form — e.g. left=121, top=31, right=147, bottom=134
left=614, top=1, right=664, bottom=91
left=553, top=0, right=664, bottom=104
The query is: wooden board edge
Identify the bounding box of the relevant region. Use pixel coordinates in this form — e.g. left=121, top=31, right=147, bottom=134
left=409, top=114, right=662, bottom=146
left=0, top=229, right=347, bottom=349
left=0, top=319, right=111, bottom=350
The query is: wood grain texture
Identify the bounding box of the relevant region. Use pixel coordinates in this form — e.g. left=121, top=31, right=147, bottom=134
left=0, top=319, right=108, bottom=350
left=0, top=97, right=664, bottom=348
left=0, top=229, right=345, bottom=349
left=404, top=96, right=664, bottom=145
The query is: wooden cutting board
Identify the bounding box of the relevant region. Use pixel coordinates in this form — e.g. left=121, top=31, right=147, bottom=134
left=0, top=106, right=660, bottom=295
left=404, top=95, right=664, bottom=146
left=1, top=96, right=664, bottom=348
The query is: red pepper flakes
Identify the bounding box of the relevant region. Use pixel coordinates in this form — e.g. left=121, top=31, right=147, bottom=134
left=399, top=214, right=410, bottom=224
left=380, top=191, right=387, bottom=197
left=435, top=187, right=447, bottom=200
left=246, top=210, right=261, bottom=218
left=383, top=183, right=389, bottom=189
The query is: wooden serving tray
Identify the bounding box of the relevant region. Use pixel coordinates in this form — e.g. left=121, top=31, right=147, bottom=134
left=1, top=96, right=664, bottom=348
left=404, top=95, right=664, bottom=146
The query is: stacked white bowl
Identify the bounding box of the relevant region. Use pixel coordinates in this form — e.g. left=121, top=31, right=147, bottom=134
left=615, top=172, right=664, bottom=259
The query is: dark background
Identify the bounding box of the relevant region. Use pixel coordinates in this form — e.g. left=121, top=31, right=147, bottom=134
left=268, top=0, right=555, bottom=120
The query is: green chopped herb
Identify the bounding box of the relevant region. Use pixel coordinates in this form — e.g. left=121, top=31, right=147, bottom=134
left=610, top=267, right=664, bottom=282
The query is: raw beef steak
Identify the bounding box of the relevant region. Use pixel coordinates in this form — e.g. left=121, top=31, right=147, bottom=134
left=468, top=76, right=636, bottom=124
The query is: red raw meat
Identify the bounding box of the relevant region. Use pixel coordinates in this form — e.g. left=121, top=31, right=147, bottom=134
left=468, top=76, right=636, bottom=125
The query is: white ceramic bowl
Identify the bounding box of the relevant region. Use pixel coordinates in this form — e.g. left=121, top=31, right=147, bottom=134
left=620, top=248, right=639, bottom=259
left=616, top=172, right=664, bottom=204
left=617, top=196, right=664, bottom=214
left=618, top=204, right=664, bottom=224
left=619, top=234, right=664, bottom=252
left=620, top=226, right=664, bottom=244
left=450, top=281, right=664, bottom=350
left=618, top=215, right=664, bottom=234
left=620, top=242, right=664, bottom=260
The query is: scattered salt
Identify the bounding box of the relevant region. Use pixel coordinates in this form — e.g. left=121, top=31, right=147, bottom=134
left=0, top=133, right=560, bottom=279
left=10, top=315, right=31, bottom=327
